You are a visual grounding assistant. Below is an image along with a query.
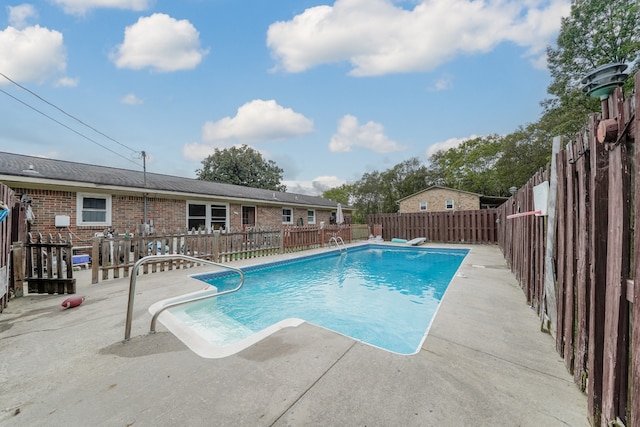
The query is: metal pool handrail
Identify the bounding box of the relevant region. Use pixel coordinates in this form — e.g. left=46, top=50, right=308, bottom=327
left=328, top=236, right=347, bottom=253
left=124, top=254, right=245, bottom=341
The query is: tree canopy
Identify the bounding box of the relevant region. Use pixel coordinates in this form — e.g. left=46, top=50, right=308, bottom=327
left=544, top=0, right=640, bottom=136
left=425, top=135, right=504, bottom=195
left=325, top=158, right=429, bottom=223
left=196, top=145, right=287, bottom=191
left=322, top=184, right=353, bottom=206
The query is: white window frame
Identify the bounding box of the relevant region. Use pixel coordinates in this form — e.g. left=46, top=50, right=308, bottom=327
left=186, top=201, right=229, bottom=231
left=419, top=201, right=427, bottom=211
left=76, top=193, right=112, bottom=226
left=445, top=199, right=455, bottom=210
left=209, top=203, right=228, bottom=231
left=282, top=207, right=293, bottom=224
left=307, top=209, right=316, bottom=225
left=186, top=202, right=207, bottom=231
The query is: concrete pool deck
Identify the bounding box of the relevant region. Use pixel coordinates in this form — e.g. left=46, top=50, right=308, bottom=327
left=0, top=243, right=588, bottom=426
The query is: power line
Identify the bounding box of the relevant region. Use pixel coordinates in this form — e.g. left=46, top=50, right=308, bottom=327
left=0, top=87, right=142, bottom=168
left=0, top=71, right=141, bottom=157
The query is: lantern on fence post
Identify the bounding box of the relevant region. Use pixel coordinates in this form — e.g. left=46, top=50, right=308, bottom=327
left=582, top=63, right=629, bottom=145
left=581, top=63, right=629, bottom=100
left=581, top=62, right=629, bottom=122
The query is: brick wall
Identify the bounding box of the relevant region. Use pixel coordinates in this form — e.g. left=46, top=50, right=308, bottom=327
left=13, top=187, right=340, bottom=242
left=253, top=206, right=334, bottom=228
left=399, top=188, right=480, bottom=213
left=13, top=187, right=186, bottom=243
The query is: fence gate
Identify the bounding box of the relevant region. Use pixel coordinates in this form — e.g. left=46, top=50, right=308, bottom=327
left=25, top=233, right=76, bottom=294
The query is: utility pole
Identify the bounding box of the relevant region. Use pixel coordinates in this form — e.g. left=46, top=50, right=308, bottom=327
left=142, top=150, right=147, bottom=235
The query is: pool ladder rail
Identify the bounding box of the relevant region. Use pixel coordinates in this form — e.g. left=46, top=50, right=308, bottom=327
left=123, top=254, right=245, bottom=341
left=328, top=236, right=347, bottom=253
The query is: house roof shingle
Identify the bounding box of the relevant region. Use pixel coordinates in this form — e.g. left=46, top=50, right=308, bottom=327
left=0, top=152, right=343, bottom=209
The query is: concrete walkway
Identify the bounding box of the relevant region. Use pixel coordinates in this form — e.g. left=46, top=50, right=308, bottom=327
left=0, top=244, right=588, bottom=426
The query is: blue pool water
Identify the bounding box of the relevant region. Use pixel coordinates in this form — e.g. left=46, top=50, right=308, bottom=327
left=168, top=245, right=468, bottom=355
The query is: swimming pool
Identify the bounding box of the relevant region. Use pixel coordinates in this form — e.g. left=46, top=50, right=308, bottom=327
left=153, top=244, right=468, bottom=358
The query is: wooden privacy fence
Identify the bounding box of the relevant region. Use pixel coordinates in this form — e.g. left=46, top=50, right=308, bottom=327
left=497, top=168, right=549, bottom=310
left=283, top=225, right=352, bottom=251
left=350, top=224, right=370, bottom=240
left=90, top=225, right=357, bottom=283
left=498, top=74, right=640, bottom=427
left=0, top=183, right=13, bottom=312
left=368, top=210, right=498, bottom=244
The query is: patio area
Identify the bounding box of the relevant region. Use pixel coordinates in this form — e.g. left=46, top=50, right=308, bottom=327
left=0, top=243, right=588, bottom=426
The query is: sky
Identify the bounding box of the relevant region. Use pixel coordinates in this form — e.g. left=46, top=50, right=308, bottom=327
left=0, top=0, right=571, bottom=196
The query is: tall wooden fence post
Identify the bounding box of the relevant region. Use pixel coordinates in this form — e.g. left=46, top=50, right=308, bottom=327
left=11, top=241, right=24, bottom=297
left=587, top=111, right=609, bottom=425
left=213, top=232, right=220, bottom=262
left=543, top=136, right=562, bottom=332
left=279, top=229, right=284, bottom=254
left=91, top=236, right=100, bottom=284
left=601, top=88, right=631, bottom=426
left=631, top=70, right=640, bottom=427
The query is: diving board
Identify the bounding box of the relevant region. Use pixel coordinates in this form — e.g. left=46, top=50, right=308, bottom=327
left=407, top=237, right=426, bottom=246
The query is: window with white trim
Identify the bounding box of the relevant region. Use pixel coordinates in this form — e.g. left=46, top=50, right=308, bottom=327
left=282, top=207, right=293, bottom=224
left=419, top=201, right=427, bottom=211
left=210, top=204, right=227, bottom=230
left=187, top=202, right=228, bottom=231
left=76, top=193, right=111, bottom=226
left=307, top=209, right=316, bottom=224
left=187, top=203, right=206, bottom=230
left=445, top=199, right=455, bottom=210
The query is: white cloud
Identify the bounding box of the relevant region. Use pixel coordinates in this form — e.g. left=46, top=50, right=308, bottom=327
left=182, top=142, right=274, bottom=163
left=283, top=175, right=346, bottom=196
left=202, top=99, right=315, bottom=144
left=329, top=114, right=403, bottom=153
left=0, top=26, right=66, bottom=84
left=110, top=13, right=208, bottom=72
left=429, top=73, right=453, bottom=91
left=183, top=100, right=314, bottom=162
left=267, top=0, right=570, bottom=76
left=52, top=0, right=152, bottom=15
left=505, top=0, right=571, bottom=68
left=530, top=54, right=548, bottom=70
left=182, top=142, right=216, bottom=162
left=54, top=76, right=78, bottom=87
left=8, top=4, right=37, bottom=29
left=121, top=93, right=143, bottom=104
left=426, top=135, right=478, bottom=157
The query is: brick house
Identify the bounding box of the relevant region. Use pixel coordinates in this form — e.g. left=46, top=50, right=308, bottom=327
left=0, top=152, right=351, bottom=243
left=397, top=186, right=482, bottom=213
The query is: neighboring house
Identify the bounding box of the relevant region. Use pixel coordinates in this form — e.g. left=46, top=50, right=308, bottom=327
left=0, top=152, right=351, bottom=242
left=398, top=186, right=503, bottom=213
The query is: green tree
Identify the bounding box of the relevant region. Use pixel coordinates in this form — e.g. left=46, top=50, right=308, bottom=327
left=382, top=158, right=429, bottom=204
left=350, top=170, right=385, bottom=222
left=323, top=183, right=353, bottom=206
left=426, top=135, right=505, bottom=195
left=494, top=123, right=554, bottom=192
left=544, top=0, right=640, bottom=136
left=346, top=157, right=430, bottom=219
left=196, top=145, right=286, bottom=191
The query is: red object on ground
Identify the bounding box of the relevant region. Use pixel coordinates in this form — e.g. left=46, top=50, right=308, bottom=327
left=61, top=296, right=85, bottom=309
